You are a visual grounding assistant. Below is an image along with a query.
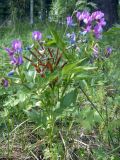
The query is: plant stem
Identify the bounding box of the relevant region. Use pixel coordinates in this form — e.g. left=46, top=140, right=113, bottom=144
left=79, top=85, right=105, bottom=122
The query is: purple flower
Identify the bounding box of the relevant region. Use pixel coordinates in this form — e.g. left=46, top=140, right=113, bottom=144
left=107, top=47, right=112, bottom=54
left=12, top=40, right=22, bottom=52
left=66, top=33, right=71, bottom=38
left=94, top=24, right=103, bottom=39
left=10, top=55, right=23, bottom=66
left=76, top=12, right=81, bottom=20
left=105, top=47, right=112, bottom=57
left=5, top=48, right=14, bottom=56
left=26, top=44, right=34, bottom=51
left=66, top=16, right=73, bottom=26
left=83, top=25, right=91, bottom=35
left=8, top=70, right=15, bottom=76
left=32, top=31, right=42, bottom=41
left=82, top=11, right=91, bottom=24
left=76, top=10, right=106, bottom=39
left=70, top=33, right=76, bottom=44
left=2, top=79, right=8, bottom=87
left=94, top=24, right=103, bottom=33
left=66, top=32, right=76, bottom=44
left=83, top=16, right=92, bottom=24
left=18, top=55, right=23, bottom=65
left=93, top=45, right=99, bottom=58
left=10, top=56, right=18, bottom=65
left=81, top=11, right=90, bottom=20
left=76, top=11, right=90, bottom=22
left=91, top=11, right=104, bottom=20
left=99, top=18, right=106, bottom=26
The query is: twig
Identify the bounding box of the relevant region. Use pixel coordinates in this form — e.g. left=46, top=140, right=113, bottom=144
left=59, top=131, right=67, bottom=152
left=74, top=139, right=89, bottom=148
left=30, top=150, right=39, bottom=160
left=10, top=119, right=28, bottom=134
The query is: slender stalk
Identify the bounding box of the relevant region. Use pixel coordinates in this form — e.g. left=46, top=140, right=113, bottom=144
left=108, top=145, right=120, bottom=154
left=105, top=102, right=111, bottom=146
left=7, top=130, right=10, bottom=159
left=79, top=85, right=115, bottom=146
left=79, top=85, right=105, bottom=122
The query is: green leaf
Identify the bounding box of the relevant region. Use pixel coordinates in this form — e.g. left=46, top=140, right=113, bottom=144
left=62, top=58, right=86, bottom=75
left=60, top=89, right=77, bottom=108
left=45, top=39, right=57, bottom=47
left=54, top=89, right=77, bottom=119
left=49, top=27, right=65, bottom=49
left=73, top=66, right=97, bottom=72
left=24, top=109, right=46, bottom=126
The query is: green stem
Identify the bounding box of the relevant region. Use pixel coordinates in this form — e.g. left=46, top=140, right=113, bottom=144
left=108, top=145, right=120, bottom=154
left=105, top=102, right=110, bottom=144
left=7, top=131, right=10, bottom=159
left=79, top=85, right=105, bottom=122
left=79, top=85, right=115, bottom=146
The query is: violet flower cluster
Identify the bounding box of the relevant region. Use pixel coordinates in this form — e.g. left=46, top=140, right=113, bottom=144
left=91, top=44, right=112, bottom=63
left=67, top=10, right=106, bottom=39
left=66, top=32, right=76, bottom=45
left=5, top=40, right=23, bottom=76
left=1, top=78, right=8, bottom=88
left=66, top=16, right=73, bottom=26
left=2, top=31, right=42, bottom=88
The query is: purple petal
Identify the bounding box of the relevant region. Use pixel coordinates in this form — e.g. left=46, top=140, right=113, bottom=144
left=32, top=31, right=42, bottom=41
left=105, top=47, right=112, bottom=57
left=66, top=16, right=73, bottom=26
left=83, top=25, right=91, bottom=34
left=76, top=12, right=81, bottom=19
left=99, top=18, right=106, bottom=26
left=10, top=56, right=18, bottom=65
left=5, top=48, right=14, bottom=56
left=91, top=11, right=104, bottom=20
left=8, top=70, right=14, bottom=76
left=18, top=55, right=23, bottom=65
left=2, top=79, right=8, bottom=87
left=12, top=40, right=22, bottom=52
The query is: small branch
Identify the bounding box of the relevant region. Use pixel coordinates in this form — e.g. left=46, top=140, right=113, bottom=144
left=30, top=150, right=39, bottom=160
left=74, top=139, right=89, bottom=148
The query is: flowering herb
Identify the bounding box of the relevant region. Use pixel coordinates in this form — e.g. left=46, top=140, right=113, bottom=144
left=32, top=31, right=42, bottom=41
left=24, top=31, right=66, bottom=78
left=12, top=40, right=22, bottom=52
left=66, top=32, right=76, bottom=44
left=105, top=47, right=112, bottom=58
left=5, top=39, right=23, bottom=76
left=91, top=11, right=104, bottom=20
left=69, top=10, right=106, bottom=39
left=7, top=70, right=15, bottom=76
left=66, top=16, right=73, bottom=26
left=1, top=78, right=8, bottom=87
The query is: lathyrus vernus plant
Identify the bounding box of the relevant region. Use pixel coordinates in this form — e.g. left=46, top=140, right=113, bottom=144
left=1, top=9, right=114, bottom=159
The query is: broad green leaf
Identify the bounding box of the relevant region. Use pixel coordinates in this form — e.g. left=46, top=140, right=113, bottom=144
left=62, top=58, right=86, bottom=75
left=24, top=109, right=46, bottom=126
left=54, top=89, right=77, bottom=119
left=60, top=89, right=77, bottom=108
